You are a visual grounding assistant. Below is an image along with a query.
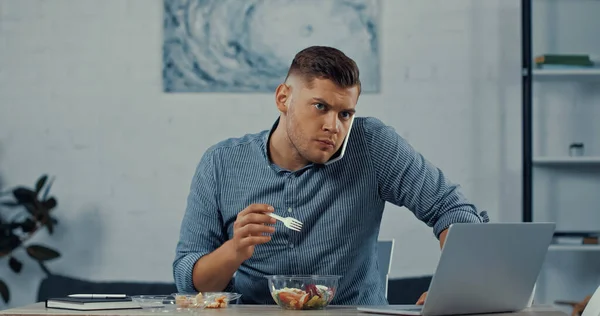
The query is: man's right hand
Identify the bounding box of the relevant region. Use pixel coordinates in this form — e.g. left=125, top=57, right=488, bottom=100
left=229, top=204, right=277, bottom=262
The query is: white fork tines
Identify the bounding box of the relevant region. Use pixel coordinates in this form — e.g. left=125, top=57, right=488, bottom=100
left=267, top=213, right=303, bottom=232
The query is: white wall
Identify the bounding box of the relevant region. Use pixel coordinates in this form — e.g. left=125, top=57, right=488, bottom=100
left=0, top=0, right=523, bottom=309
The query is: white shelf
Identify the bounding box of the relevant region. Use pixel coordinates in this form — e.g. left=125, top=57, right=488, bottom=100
left=549, top=244, right=600, bottom=251
left=532, top=68, right=600, bottom=81
left=533, top=156, right=600, bottom=166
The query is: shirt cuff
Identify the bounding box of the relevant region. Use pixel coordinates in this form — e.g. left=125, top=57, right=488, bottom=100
left=174, top=252, right=237, bottom=293
left=433, top=210, right=490, bottom=239
left=174, top=252, right=205, bottom=293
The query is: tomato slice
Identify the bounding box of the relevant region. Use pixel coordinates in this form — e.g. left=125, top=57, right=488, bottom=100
left=279, top=292, right=301, bottom=308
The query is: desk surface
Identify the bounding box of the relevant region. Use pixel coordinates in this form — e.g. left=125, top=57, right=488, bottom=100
left=0, top=303, right=568, bottom=316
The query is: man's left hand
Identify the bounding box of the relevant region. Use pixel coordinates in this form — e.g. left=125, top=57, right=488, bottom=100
left=416, top=229, right=445, bottom=305
left=417, top=291, right=427, bottom=305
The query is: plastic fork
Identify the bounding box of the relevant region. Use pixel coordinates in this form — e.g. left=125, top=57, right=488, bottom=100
left=267, top=213, right=303, bottom=232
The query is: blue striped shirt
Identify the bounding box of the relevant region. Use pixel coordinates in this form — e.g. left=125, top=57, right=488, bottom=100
left=173, top=116, right=488, bottom=305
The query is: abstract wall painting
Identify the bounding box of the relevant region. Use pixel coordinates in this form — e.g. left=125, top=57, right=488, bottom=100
left=163, top=0, right=380, bottom=93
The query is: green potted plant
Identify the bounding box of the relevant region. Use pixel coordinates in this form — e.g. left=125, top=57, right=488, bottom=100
left=0, top=174, right=60, bottom=304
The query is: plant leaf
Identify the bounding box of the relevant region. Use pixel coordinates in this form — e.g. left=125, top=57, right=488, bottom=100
left=35, top=175, right=48, bottom=194
left=42, top=177, right=55, bottom=201
left=0, top=279, right=9, bottom=303
left=8, top=257, right=22, bottom=273
left=12, top=188, right=36, bottom=204
left=34, top=203, right=52, bottom=234
left=0, top=201, right=20, bottom=207
left=26, top=244, right=60, bottom=261
left=45, top=218, right=54, bottom=234
left=22, top=202, right=38, bottom=216
left=43, top=198, right=57, bottom=210
left=20, top=218, right=36, bottom=233
left=0, top=234, right=22, bottom=257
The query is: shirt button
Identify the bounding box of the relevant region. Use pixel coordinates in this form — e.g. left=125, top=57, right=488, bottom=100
left=289, top=243, right=294, bottom=249
left=288, top=207, right=293, bottom=213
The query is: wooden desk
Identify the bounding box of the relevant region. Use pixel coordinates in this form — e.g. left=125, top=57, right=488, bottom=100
left=0, top=303, right=568, bottom=316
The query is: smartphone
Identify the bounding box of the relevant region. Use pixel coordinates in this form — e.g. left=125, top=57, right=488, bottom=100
left=325, top=115, right=355, bottom=165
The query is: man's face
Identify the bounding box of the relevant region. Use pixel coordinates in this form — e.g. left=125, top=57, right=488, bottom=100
left=277, top=77, right=359, bottom=165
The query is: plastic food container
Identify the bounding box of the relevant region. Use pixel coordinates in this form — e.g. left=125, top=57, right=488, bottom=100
left=172, top=292, right=242, bottom=309
left=131, top=295, right=182, bottom=312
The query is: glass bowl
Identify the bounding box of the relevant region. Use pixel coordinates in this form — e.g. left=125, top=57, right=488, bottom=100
left=265, top=275, right=341, bottom=310
left=172, top=292, right=242, bottom=309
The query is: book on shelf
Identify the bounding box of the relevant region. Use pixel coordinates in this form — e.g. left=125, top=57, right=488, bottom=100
left=552, top=232, right=599, bottom=246
left=45, top=296, right=141, bottom=311
left=534, top=54, right=595, bottom=67
left=534, top=64, right=598, bottom=70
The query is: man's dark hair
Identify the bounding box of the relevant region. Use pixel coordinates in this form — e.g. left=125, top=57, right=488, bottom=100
left=285, top=46, right=361, bottom=92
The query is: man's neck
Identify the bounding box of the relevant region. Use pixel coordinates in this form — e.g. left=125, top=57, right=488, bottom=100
left=268, top=124, right=309, bottom=172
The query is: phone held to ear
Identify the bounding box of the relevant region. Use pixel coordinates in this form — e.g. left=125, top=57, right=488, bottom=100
left=325, top=115, right=355, bottom=165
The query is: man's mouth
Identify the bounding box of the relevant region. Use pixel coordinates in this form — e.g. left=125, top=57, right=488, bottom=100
left=316, top=139, right=335, bottom=148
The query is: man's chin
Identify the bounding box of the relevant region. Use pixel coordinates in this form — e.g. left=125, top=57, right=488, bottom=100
left=308, top=154, right=334, bottom=165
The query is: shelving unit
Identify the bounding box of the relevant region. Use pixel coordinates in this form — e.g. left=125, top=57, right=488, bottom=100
left=522, top=0, right=600, bottom=311
left=549, top=245, right=600, bottom=252
left=532, top=156, right=600, bottom=166
left=532, top=68, right=600, bottom=81
left=522, top=0, right=600, bottom=239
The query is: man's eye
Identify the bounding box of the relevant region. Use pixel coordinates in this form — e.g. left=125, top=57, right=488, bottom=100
left=314, top=103, right=325, bottom=110
left=340, top=112, right=351, bottom=119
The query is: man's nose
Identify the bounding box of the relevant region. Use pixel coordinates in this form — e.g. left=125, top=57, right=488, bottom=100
left=323, top=113, right=339, bottom=134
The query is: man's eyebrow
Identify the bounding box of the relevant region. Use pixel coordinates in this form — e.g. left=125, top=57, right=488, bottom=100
left=312, top=98, right=332, bottom=107
left=312, top=98, right=356, bottom=113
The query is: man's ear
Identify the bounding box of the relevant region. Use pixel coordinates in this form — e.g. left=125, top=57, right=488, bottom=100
left=275, top=83, right=290, bottom=114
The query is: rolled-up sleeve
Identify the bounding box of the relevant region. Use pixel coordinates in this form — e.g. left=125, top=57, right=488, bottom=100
left=363, top=117, right=489, bottom=238
left=173, top=148, right=231, bottom=292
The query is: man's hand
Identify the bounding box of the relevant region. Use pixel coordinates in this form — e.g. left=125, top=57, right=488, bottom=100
left=190, top=204, right=276, bottom=292
left=230, top=204, right=277, bottom=262
left=416, top=292, right=427, bottom=305
left=416, top=228, right=449, bottom=305
left=439, top=229, right=448, bottom=249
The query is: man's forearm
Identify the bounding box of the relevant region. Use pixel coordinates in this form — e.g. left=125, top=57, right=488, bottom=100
left=192, top=241, right=242, bottom=292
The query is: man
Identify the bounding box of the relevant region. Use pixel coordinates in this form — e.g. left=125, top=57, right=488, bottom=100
left=173, top=46, right=488, bottom=305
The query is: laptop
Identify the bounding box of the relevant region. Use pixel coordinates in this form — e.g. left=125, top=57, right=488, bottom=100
left=357, top=222, right=555, bottom=316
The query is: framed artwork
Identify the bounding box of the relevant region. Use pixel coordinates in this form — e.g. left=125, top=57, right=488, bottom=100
left=163, top=0, right=380, bottom=93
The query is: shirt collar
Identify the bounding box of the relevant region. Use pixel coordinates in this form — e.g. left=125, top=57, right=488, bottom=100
left=262, top=118, right=288, bottom=173
left=261, top=117, right=279, bottom=163
left=261, top=118, right=320, bottom=173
